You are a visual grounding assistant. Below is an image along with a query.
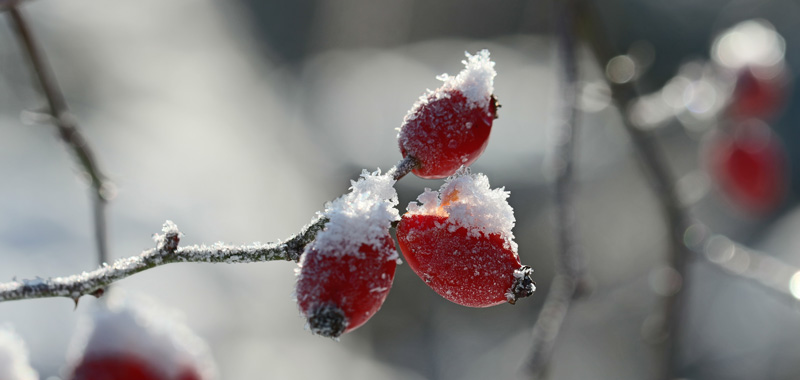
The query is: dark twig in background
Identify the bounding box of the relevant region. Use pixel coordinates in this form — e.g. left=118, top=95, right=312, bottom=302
left=576, top=1, right=692, bottom=378
left=7, top=5, right=112, bottom=267
left=523, top=0, right=583, bottom=376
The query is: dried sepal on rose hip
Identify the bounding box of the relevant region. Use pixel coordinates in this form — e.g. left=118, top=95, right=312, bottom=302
left=67, top=294, right=217, bottom=380
left=295, top=169, right=400, bottom=338
left=396, top=168, right=534, bottom=307
left=0, top=327, right=38, bottom=380
left=398, top=50, right=499, bottom=179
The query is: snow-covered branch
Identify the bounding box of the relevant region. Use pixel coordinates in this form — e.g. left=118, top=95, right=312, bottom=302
left=0, top=218, right=327, bottom=303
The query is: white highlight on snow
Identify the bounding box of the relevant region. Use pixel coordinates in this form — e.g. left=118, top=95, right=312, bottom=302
left=0, top=327, right=38, bottom=380
left=310, top=169, right=399, bottom=258
left=407, top=167, right=517, bottom=253
left=67, top=293, right=217, bottom=379
left=437, top=49, right=497, bottom=108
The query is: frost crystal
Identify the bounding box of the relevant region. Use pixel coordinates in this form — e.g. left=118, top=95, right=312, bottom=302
left=311, top=169, right=399, bottom=258
left=437, top=49, right=497, bottom=108
left=0, top=327, right=38, bottom=380
left=67, top=293, right=217, bottom=379
left=406, top=167, right=517, bottom=253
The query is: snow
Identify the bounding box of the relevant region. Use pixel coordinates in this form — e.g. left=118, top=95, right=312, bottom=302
left=309, top=169, right=399, bottom=258
left=437, top=49, right=497, bottom=109
left=0, top=327, right=38, bottom=380
left=67, top=293, right=217, bottom=379
left=406, top=167, right=517, bottom=253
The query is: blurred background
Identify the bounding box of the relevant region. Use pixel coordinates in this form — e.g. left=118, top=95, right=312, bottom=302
left=1, top=0, right=800, bottom=378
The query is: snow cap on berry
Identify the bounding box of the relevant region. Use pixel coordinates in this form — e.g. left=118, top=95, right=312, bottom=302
left=312, top=169, right=400, bottom=258
left=0, top=327, right=38, bottom=380
left=407, top=167, right=517, bottom=253
left=403, top=50, right=497, bottom=125
left=67, top=293, right=217, bottom=380
left=437, top=49, right=497, bottom=109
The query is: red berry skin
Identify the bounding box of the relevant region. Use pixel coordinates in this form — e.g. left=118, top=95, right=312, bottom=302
left=70, top=355, right=200, bottom=380
left=296, top=235, right=397, bottom=337
left=728, top=67, right=788, bottom=121
left=398, top=91, right=498, bottom=179
left=396, top=214, right=525, bottom=307
left=706, top=122, right=788, bottom=214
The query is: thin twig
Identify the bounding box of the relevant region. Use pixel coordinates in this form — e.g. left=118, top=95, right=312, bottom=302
left=575, top=1, right=690, bottom=378
left=7, top=6, right=111, bottom=266
left=523, top=0, right=583, bottom=376
left=0, top=218, right=327, bottom=303
left=391, top=155, right=420, bottom=181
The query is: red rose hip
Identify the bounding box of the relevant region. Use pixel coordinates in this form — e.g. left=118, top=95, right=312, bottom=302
left=396, top=169, right=534, bottom=307
left=295, top=170, right=400, bottom=337
left=705, top=120, right=788, bottom=215
left=398, top=50, right=499, bottom=179
left=67, top=295, right=216, bottom=380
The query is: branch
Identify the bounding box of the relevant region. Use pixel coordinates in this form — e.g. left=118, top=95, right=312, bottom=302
left=575, top=2, right=694, bottom=378
left=0, top=218, right=327, bottom=303
left=523, top=0, right=584, bottom=376
left=6, top=5, right=112, bottom=266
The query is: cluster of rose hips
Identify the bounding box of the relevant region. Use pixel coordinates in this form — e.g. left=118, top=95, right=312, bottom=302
left=629, top=20, right=791, bottom=216
left=295, top=50, right=535, bottom=338
left=703, top=20, right=791, bottom=215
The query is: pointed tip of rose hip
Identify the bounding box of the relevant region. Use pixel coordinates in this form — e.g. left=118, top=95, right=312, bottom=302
left=307, top=305, right=348, bottom=338
left=507, top=266, right=535, bottom=305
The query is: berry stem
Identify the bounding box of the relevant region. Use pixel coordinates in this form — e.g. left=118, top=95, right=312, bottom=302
left=391, top=155, right=420, bottom=181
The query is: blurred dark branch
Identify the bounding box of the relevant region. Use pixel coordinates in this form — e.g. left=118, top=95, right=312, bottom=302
left=6, top=5, right=111, bottom=266
left=0, top=218, right=327, bottom=303
left=578, top=5, right=690, bottom=379
left=523, top=0, right=584, bottom=376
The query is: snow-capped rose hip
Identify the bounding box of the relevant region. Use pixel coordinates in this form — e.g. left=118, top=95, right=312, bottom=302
left=296, top=169, right=400, bottom=338
left=396, top=168, right=534, bottom=307
left=67, top=294, right=216, bottom=380
left=398, top=50, right=499, bottom=179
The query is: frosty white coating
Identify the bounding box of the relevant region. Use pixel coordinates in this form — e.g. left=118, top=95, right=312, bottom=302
left=310, top=169, right=399, bottom=258
left=68, top=294, right=217, bottom=379
left=0, top=327, right=38, bottom=380
left=437, top=49, right=497, bottom=108
left=406, top=168, right=517, bottom=253
left=401, top=49, right=496, bottom=125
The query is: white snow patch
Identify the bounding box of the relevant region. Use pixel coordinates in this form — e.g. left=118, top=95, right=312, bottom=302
left=406, top=167, right=517, bottom=253
left=437, top=49, right=496, bottom=108
left=67, top=293, right=217, bottom=379
left=0, top=327, right=38, bottom=380
left=309, top=169, right=399, bottom=258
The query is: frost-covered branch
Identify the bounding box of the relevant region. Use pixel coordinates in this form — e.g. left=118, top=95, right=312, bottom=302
left=7, top=5, right=112, bottom=266
left=0, top=218, right=327, bottom=303
left=524, top=0, right=583, bottom=376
